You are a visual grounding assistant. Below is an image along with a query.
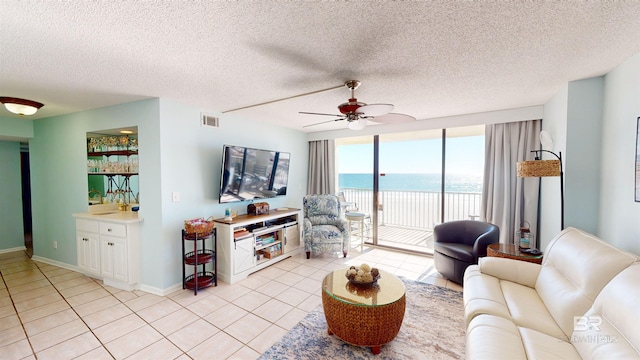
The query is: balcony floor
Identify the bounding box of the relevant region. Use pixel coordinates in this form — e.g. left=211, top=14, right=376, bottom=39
left=353, top=224, right=435, bottom=254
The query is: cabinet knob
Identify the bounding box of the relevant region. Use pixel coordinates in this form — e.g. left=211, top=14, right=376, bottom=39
left=107, top=228, right=112, bottom=232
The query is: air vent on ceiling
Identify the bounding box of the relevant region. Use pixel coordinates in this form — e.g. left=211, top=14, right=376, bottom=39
left=201, top=113, right=220, bottom=128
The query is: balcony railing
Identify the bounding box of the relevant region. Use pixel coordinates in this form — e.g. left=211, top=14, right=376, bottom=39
left=340, top=188, right=482, bottom=252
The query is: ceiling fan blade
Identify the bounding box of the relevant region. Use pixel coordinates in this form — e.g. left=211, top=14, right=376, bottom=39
left=299, top=111, right=344, bottom=117
left=370, top=113, right=416, bottom=124
left=358, top=103, right=394, bottom=117
left=303, top=118, right=345, bottom=128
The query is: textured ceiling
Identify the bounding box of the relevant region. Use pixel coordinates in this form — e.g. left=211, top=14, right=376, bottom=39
left=1, top=1, right=640, bottom=132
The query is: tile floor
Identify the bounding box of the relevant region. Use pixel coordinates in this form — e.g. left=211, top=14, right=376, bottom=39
left=0, top=247, right=462, bottom=359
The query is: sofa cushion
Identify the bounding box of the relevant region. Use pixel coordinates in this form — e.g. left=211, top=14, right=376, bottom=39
left=463, top=264, right=510, bottom=325
left=519, top=327, right=582, bottom=360
left=466, top=314, right=527, bottom=360
left=463, top=257, right=541, bottom=326
left=502, top=281, right=567, bottom=341
left=572, top=263, right=640, bottom=359
left=467, top=315, right=582, bottom=360
left=535, top=228, right=638, bottom=338
left=477, top=256, right=540, bottom=288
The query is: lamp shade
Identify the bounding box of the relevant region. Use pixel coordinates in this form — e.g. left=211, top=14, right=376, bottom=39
left=0, top=97, right=44, bottom=116
left=517, top=159, right=561, bottom=177
left=347, top=118, right=367, bottom=130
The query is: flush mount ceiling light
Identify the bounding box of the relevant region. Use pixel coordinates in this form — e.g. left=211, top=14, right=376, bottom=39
left=0, top=97, right=44, bottom=116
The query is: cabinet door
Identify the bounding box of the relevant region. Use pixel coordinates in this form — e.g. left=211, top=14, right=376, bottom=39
left=77, top=232, right=100, bottom=276
left=234, top=237, right=255, bottom=274
left=100, top=238, right=114, bottom=279
left=110, top=237, right=128, bottom=282
left=101, top=236, right=128, bottom=282
left=284, top=224, right=300, bottom=253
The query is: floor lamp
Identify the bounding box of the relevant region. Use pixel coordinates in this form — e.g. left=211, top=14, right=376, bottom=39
left=516, top=150, right=564, bottom=230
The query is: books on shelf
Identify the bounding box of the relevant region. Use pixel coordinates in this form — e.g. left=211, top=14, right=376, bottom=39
left=257, top=242, right=282, bottom=259
left=234, top=228, right=250, bottom=239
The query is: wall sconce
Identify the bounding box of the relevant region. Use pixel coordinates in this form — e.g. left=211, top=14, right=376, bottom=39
left=517, top=150, right=564, bottom=230
left=0, top=97, right=44, bottom=116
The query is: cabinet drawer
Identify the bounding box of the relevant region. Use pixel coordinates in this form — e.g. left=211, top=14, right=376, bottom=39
left=76, top=219, right=99, bottom=233
left=100, top=222, right=127, bottom=237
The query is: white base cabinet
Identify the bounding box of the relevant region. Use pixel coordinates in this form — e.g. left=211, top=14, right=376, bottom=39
left=215, top=208, right=302, bottom=284
left=74, top=216, right=141, bottom=291
left=77, top=231, right=100, bottom=277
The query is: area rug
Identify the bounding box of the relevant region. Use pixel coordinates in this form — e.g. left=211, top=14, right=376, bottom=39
left=259, top=279, right=465, bottom=359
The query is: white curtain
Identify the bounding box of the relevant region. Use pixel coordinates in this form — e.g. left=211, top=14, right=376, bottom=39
left=482, top=120, right=541, bottom=245
left=307, top=139, right=335, bottom=195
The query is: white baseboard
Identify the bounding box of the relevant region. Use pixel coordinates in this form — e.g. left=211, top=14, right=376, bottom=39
left=140, top=282, right=182, bottom=296
left=0, top=246, right=27, bottom=254
left=31, top=256, right=80, bottom=272
left=23, top=255, right=186, bottom=297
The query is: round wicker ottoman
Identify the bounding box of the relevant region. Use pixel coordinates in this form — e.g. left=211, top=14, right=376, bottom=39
left=321, top=269, right=406, bottom=354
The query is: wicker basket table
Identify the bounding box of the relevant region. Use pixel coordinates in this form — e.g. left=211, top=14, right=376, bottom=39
left=321, top=269, right=406, bottom=354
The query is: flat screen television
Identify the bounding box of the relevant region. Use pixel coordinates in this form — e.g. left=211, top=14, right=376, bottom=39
left=219, top=145, right=291, bottom=203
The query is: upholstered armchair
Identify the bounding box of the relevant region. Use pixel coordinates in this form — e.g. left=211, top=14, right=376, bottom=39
left=433, top=220, right=499, bottom=284
left=303, top=194, right=350, bottom=259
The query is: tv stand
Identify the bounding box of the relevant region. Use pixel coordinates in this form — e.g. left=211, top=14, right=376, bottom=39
left=214, top=208, right=302, bottom=284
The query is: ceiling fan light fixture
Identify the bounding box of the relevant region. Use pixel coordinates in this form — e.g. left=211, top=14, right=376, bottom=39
left=0, top=97, right=44, bottom=116
left=348, top=118, right=367, bottom=130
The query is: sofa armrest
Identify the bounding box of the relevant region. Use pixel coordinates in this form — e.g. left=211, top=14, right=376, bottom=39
left=478, top=257, right=541, bottom=288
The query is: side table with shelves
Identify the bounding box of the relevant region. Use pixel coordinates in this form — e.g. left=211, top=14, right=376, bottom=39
left=182, top=229, right=217, bottom=295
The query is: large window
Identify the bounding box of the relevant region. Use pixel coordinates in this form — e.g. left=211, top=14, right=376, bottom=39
left=336, top=125, right=484, bottom=253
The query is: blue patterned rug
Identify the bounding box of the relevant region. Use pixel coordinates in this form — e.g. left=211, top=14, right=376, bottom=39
left=259, top=279, right=465, bottom=359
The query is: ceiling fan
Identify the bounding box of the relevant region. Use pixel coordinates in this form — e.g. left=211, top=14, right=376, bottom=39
left=300, top=80, right=416, bottom=130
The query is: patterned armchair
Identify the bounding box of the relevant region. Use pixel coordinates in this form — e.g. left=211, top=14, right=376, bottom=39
left=303, top=194, right=350, bottom=259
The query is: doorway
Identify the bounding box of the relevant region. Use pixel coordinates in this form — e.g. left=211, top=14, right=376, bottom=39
left=20, top=143, right=33, bottom=257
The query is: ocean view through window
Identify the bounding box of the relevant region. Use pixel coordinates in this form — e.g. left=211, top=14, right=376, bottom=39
left=336, top=126, right=484, bottom=253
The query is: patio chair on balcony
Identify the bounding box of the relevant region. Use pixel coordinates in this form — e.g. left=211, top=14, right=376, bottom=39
left=303, top=194, right=350, bottom=259
left=433, top=220, right=499, bottom=284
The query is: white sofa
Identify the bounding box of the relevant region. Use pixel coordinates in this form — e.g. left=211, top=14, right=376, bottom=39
left=463, top=227, right=639, bottom=360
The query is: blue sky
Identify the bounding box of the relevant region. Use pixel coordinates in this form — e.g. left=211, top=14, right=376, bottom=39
left=337, top=135, right=485, bottom=175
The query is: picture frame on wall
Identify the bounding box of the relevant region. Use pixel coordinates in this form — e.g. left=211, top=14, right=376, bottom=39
left=636, top=116, right=640, bottom=202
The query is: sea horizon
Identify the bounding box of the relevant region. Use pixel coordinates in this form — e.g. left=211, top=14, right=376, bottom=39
left=339, top=173, right=483, bottom=193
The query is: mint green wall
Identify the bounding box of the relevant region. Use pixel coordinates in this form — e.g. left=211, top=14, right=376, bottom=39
left=565, top=77, right=604, bottom=234
left=0, top=141, right=25, bottom=250
left=29, top=99, right=162, bottom=274
left=157, top=99, right=308, bottom=289
left=599, top=51, right=640, bottom=254
left=26, top=97, right=308, bottom=292
left=542, top=51, right=640, bottom=255
left=0, top=116, right=34, bottom=140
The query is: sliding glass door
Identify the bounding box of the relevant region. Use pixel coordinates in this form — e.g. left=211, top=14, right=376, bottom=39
left=336, top=125, right=484, bottom=254
left=376, top=130, right=443, bottom=252
left=443, top=127, right=484, bottom=222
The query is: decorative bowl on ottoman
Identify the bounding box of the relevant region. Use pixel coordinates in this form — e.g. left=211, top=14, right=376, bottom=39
left=345, top=263, right=381, bottom=286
